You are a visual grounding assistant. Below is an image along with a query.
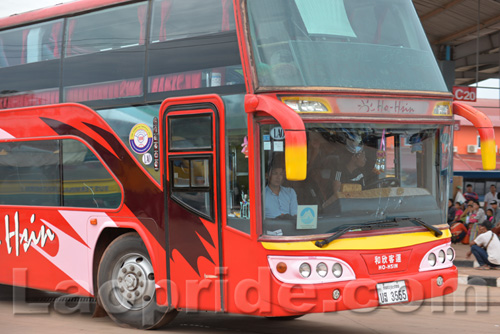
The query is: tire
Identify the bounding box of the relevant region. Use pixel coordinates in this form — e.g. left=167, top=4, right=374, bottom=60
left=97, top=232, right=177, bottom=329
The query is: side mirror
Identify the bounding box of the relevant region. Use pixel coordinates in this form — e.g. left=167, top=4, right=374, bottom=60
left=453, top=101, right=496, bottom=170
left=245, top=94, right=307, bottom=180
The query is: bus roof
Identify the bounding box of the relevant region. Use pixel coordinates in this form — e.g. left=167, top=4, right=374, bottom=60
left=0, top=0, right=133, bottom=30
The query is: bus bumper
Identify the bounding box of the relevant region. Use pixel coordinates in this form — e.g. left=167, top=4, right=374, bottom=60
left=263, top=266, right=458, bottom=316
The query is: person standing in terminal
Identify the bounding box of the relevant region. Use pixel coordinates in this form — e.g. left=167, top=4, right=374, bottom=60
left=464, top=184, right=479, bottom=203
left=483, top=184, right=498, bottom=211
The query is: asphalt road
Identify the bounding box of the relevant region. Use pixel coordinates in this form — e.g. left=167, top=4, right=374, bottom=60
left=1, top=284, right=499, bottom=334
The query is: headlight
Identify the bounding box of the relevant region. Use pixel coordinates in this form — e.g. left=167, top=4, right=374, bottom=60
left=438, top=250, right=446, bottom=263
left=281, top=97, right=331, bottom=113
left=428, top=253, right=437, bottom=267
left=432, top=102, right=451, bottom=116
left=332, top=263, right=343, bottom=278
left=316, top=262, right=328, bottom=277
left=299, top=263, right=311, bottom=278
left=447, top=248, right=455, bottom=261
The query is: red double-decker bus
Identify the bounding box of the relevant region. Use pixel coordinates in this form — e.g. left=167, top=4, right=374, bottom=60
left=0, top=0, right=496, bottom=329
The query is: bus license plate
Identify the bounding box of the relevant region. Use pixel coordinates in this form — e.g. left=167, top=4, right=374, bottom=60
left=376, top=280, right=408, bottom=305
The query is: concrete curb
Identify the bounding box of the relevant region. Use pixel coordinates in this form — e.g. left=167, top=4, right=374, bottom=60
left=454, top=259, right=473, bottom=267
left=455, top=258, right=500, bottom=286
left=458, top=274, right=500, bottom=287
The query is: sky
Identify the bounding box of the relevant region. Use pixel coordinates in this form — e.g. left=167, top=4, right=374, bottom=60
left=473, top=79, right=500, bottom=99
left=0, top=0, right=74, bottom=19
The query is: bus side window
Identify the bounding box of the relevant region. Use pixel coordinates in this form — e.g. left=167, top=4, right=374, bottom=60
left=150, top=0, right=234, bottom=43
left=171, top=158, right=213, bottom=218
left=0, top=141, right=60, bottom=206
left=0, top=38, right=7, bottom=67
left=65, top=3, right=146, bottom=57
left=0, top=139, right=121, bottom=208
left=62, top=140, right=121, bottom=209
left=0, top=20, right=62, bottom=67
left=0, top=28, right=23, bottom=67
left=147, top=0, right=243, bottom=95
left=224, top=95, right=250, bottom=234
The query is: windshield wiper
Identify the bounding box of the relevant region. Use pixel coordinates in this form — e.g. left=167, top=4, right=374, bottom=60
left=314, top=217, right=443, bottom=248
left=314, top=219, right=399, bottom=248
left=393, top=217, right=443, bottom=237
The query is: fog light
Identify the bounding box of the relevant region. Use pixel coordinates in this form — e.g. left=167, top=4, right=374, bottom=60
left=276, top=262, right=287, bottom=274
left=438, top=250, right=446, bottom=263
left=436, top=276, right=444, bottom=286
left=332, top=263, right=343, bottom=278
left=447, top=248, right=455, bottom=261
left=333, top=289, right=341, bottom=300
left=428, top=253, right=437, bottom=267
left=299, top=263, right=311, bottom=278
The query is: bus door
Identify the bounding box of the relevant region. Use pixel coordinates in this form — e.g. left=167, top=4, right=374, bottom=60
left=161, top=96, right=224, bottom=312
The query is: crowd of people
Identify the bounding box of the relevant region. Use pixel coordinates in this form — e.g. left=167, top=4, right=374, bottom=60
left=450, top=183, right=500, bottom=270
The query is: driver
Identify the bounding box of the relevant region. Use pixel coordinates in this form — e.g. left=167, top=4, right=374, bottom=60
left=264, top=157, right=298, bottom=219
left=322, top=135, right=366, bottom=209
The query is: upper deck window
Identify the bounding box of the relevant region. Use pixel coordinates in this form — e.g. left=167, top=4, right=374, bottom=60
left=66, top=2, right=147, bottom=57
left=0, top=20, right=62, bottom=67
left=147, top=0, right=243, bottom=96
left=150, top=0, right=235, bottom=43
left=246, top=0, right=448, bottom=92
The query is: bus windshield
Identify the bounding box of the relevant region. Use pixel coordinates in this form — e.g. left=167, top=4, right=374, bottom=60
left=260, top=122, right=452, bottom=238
left=246, top=0, right=448, bottom=92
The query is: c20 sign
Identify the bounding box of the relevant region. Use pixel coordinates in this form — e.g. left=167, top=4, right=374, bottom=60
left=453, top=86, right=477, bottom=102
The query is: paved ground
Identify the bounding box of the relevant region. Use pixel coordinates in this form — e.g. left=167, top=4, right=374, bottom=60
left=1, top=284, right=500, bottom=334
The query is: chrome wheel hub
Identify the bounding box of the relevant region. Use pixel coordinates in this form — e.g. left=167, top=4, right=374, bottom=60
left=112, top=253, right=155, bottom=310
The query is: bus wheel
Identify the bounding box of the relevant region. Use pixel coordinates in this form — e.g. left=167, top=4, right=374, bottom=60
left=97, top=232, right=177, bottom=329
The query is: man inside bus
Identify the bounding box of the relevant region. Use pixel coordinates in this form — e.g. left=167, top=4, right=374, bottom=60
left=322, top=134, right=366, bottom=210
left=264, top=156, right=298, bottom=219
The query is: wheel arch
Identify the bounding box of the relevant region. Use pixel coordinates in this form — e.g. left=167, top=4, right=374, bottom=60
left=92, top=227, right=136, bottom=296
left=93, top=229, right=175, bottom=329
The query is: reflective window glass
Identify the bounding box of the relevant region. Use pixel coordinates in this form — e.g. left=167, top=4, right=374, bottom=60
left=0, top=20, right=63, bottom=67
left=150, top=0, right=235, bottom=43
left=66, top=3, right=147, bottom=56
left=169, top=115, right=212, bottom=151
left=0, top=139, right=121, bottom=208
left=62, top=140, right=121, bottom=208
left=171, top=158, right=212, bottom=218
left=0, top=140, right=60, bottom=206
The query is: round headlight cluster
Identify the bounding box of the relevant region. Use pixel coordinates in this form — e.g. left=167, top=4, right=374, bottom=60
left=428, top=252, right=437, bottom=266
left=438, top=250, right=446, bottom=263
left=316, top=262, right=328, bottom=277
left=427, top=247, right=454, bottom=267
left=332, top=263, right=343, bottom=278
left=298, top=262, right=344, bottom=279
left=299, top=263, right=311, bottom=278
left=268, top=256, right=356, bottom=284
left=446, top=248, right=455, bottom=261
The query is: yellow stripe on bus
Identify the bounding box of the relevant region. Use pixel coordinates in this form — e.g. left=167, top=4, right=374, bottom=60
left=261, top=228, right=451, bottom=251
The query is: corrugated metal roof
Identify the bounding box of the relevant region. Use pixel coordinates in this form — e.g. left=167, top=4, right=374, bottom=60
left=414, top=0, right=500, bottom=86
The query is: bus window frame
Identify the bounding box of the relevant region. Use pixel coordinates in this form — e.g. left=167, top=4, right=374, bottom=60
left=0, top=135, right=124, bottom=210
